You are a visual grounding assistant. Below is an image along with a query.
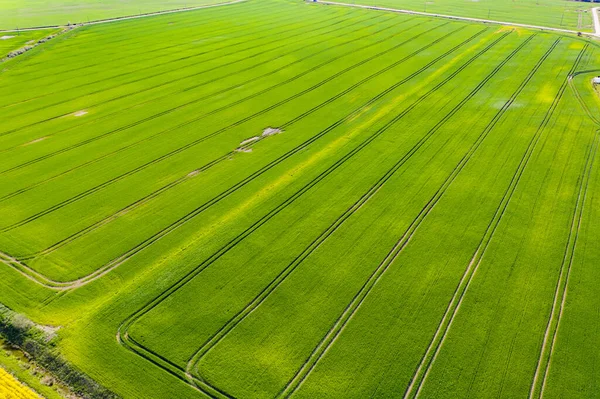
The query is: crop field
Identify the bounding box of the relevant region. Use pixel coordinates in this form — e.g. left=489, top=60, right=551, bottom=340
left=0, top=0, right=228, bottom=30
left=0, top=367, right=39, bottom=399
left=1, top=0, right=600, bottom=398
left=341, top=0, right=594, bottom=31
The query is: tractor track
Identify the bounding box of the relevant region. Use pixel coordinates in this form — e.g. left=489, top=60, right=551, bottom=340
left=403, top=42, right=587, bottom=399
left=0, top=7, right=354, bottom=133
left=0, top=13, right=401, bottom=201
left=17, top=19, right=445, bottom=258
left=1, top=22, right=455, bottom=232
left=1, top=23, right=477, bottom=287
left=278, top=33, right=543, bottom=399
left=117, top=29, right=513, bottom=396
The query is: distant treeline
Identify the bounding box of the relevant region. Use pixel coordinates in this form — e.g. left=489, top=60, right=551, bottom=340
left=0, top=305, right=119, bottom=399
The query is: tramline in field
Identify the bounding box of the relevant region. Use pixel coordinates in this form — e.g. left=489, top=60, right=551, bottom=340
left=1, top=0, right=600, bottom=398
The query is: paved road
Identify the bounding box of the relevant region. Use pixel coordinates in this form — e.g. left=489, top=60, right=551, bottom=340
left=314, top=0, right=600, bottom=37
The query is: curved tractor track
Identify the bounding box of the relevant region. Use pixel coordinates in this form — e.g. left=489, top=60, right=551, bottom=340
left=118, top=29, right=525, bottom=398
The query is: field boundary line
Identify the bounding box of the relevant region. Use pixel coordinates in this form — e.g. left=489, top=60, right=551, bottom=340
left=403, top=42, right=588, bottom=399
left=311, top=0, right=599, bottom=36
left=0, top=0, right=246, bottom=33
left=117, top=28, right=502, bottom=394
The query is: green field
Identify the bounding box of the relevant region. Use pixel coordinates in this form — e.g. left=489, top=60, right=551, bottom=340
left=0, top=0, right=232, bottom=30
left=344, top=0, right=595, bottom=31
left=1, top=0, right=600, bottom=398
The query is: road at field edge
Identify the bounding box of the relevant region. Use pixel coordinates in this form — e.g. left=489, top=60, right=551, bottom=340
left=312, top=0, right=600, bottom=37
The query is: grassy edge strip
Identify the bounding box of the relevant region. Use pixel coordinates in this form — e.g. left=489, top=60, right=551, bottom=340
left=0, top=303, right=118, bottom=399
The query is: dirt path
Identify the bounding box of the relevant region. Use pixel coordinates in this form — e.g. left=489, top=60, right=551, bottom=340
left=592, top=7, right=600, bottom=36
left=1, top=26, right=75, bottom=63
left=0, top=0, right=245, bottom=33
left=313, top=0, right=599, bottom=37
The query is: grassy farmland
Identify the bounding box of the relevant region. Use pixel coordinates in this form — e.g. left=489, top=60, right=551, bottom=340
left=1, top=0, right=600, bottom=398
left=342, top=0, right=595, bottom=31
left=0, top=29, right=58, bottom=57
